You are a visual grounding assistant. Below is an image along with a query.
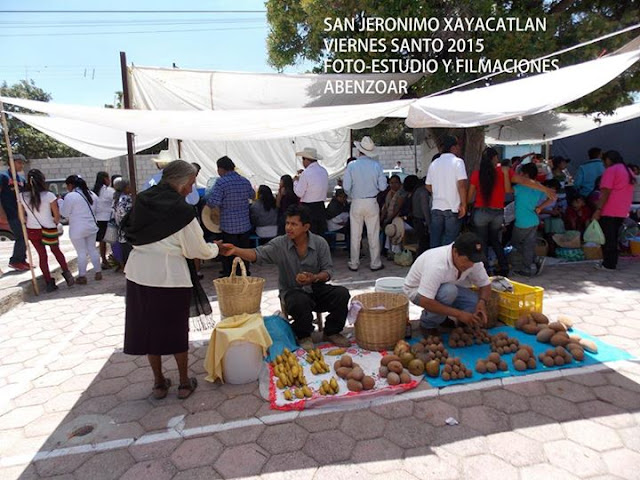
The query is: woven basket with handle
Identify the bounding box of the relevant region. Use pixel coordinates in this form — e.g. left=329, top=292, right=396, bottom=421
left=353, top=292, right=409, bottom=351
left=213, top=257, right=265, bottom=318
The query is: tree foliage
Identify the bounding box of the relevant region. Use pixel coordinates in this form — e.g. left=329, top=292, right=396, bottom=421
left=266, top=0, right=640, bottom=113
left=0, top=79, right=84, bottom=160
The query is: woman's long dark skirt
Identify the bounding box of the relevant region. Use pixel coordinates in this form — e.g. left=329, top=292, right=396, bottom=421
left=124, top=280, right=192, bottom=355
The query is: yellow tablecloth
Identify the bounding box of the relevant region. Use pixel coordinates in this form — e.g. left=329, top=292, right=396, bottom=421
left=204, top=313, right=273, bottom=383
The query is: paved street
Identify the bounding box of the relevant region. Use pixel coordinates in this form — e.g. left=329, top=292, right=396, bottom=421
left=1, top=244, right=640, bottom=479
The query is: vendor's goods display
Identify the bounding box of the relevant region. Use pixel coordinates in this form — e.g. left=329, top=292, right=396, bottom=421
left=511, top=345, right=537, bottom=371
left=306, top=348, right=330, bottom=375
left=447, top=327, right=491, bottom=348
left=515, top=311, right=550, bottom=334
left=475, top=352, right=508, bottom=374
left=440, top=357, right=472, bottom=382
left=489, top=332, right=520, bottom=354
left=272, top=348, right=307, bottom=390
left=378, top=354, right=415, bottom=385
left=537, top=346, right=575, bottom=367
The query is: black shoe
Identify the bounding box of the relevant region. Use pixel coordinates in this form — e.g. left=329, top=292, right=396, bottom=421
left=196, top=272, right=204, bottom=280
left=370, top=264, right=385, bottom=271
left=45, top=279, right=59, bottom=293
left=348, top=266, right=358, bottom=272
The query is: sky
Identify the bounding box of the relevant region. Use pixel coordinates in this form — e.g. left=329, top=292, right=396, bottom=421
left=1, top=0, right=309, bottom=106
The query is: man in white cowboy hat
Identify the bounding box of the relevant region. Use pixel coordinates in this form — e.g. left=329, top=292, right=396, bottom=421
left=142, top=149, right=173, bottom=191
left=342, top=136, right=387, bottom=271
left=293, top=147, right=329, bottom=235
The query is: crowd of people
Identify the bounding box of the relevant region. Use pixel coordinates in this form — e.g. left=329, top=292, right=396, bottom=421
left=1, top=136, right=636, bottom=400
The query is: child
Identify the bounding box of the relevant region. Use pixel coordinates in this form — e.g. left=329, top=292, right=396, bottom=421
left=511, top=163, right=555, bottom=276
left=564, top=195, right=593, bottom=235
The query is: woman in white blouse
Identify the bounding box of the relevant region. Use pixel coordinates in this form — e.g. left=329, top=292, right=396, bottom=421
left=92, top=171, right=115, bottom=268
left=61, top=175, right=101, bottom=285
left=122, top=160, right=219, bottom=400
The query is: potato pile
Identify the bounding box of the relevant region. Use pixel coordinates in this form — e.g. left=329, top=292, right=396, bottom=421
left=475, top=352, right=508, bottom=374
left=515, top=311, right=550, bottom=334
left=512, top=345, right=537, bottom=371
left=333, top=354, right=376, bottom=392
left=538, top=346, right=574, bottom=367
left=490, top=332, right=520, bottom=354
left=272, top=348, right=307, bottom=390
left=447, top=327, right=491, bottom=348
left=410, top=337, right=450, bottom=365
left=318, top=377, right=340, bottom=395
left=306, top=348, right=330, bottom=375
left=440, top=357, right=472, bottom=381
left=378, top=355, right=414, bottom=386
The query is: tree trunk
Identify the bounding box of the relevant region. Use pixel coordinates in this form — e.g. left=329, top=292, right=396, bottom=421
left=426, top=126, right=485, bottom=174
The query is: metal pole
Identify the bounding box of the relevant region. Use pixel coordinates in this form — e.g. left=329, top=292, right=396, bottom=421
left=120, top=51, right=138, bottom=195
left=0, top=100, right=39, bottom=295
left=413, top=128, right=418, bottom=175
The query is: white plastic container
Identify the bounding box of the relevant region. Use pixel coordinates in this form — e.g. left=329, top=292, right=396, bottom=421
left=222, top=341, right=263, bottom=384
left=374, top=277, right=406, bottom=296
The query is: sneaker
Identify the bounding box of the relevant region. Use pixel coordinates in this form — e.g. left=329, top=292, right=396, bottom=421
left=95, top=272, right=103, bottom=281
left=62, top=270, right=75, bottom=286
left=45, top=279, right=58, bottom=293
left=322, top=333, right=351, bottom=348
left=534, top=257, right=546, bottom=276
left=9, top=262, right=30, bottom=271
left=75, top=276, right=87, bottom=285
left=297, top=336, right=314, bottom=351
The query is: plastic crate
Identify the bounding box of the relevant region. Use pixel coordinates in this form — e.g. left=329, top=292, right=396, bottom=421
left=495, top=280, right=544, bottom=326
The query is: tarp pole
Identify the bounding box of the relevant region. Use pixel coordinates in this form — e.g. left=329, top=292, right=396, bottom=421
left=120, top=51, right=138, bottom=196
left=0, top=100, right=39, bottom=295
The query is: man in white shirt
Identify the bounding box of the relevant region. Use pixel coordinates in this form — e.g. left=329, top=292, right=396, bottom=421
left=294, top=147, right=329, bottom=235
left=426, top=136, right=468, bottom=247
left=343, top=136, right=387, bottom=271
left=403, top=232, right=491, bottom=332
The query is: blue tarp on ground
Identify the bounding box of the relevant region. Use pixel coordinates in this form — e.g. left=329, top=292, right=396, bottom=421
left=421, top=325, right=634, bottom=388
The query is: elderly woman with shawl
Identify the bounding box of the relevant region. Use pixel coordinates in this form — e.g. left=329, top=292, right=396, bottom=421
left=122, top=160, right=219, bottom=400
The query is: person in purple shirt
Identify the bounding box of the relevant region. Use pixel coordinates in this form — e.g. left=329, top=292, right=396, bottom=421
left=206, top=156, right=254, bottom=277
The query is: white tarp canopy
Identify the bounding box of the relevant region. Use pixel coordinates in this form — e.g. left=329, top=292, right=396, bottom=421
left=485, top=102, right=640, bottom=145
left=128, top=68, right=420, bottom=187
left=405, top=49, right=640, bottom=128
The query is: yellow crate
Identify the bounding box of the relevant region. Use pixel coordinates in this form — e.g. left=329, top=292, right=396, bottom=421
left=494, top=280, right=544, bottom=326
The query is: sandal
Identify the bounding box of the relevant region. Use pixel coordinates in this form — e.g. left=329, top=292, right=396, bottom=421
left=177, top=377, right=198, bottom=399
left=152, top=378, right=171, bottom=400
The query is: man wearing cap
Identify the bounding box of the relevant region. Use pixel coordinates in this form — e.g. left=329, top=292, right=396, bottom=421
left=206, top=156, right=254, bottom=277
left=426, top=136, right=468, bottom=248
left=0, top=154, right=29, bottom=271
left=293, top=147, right=328, bottom=235
left=342, top=136, right=387, bottom=271
left=403, top=232, right=491, bottom=332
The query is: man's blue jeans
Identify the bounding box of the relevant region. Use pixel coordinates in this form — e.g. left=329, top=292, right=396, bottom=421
left=430, top=209, right=462, bottom=248
left=8, top=216, right=26, bottom=264
left=420, top=283, right=478, bottom=328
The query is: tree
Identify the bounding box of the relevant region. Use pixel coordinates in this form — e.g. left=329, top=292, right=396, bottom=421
left=266, top=1, right=640, bottom=167
left=0, top=79, right=84, bottom=160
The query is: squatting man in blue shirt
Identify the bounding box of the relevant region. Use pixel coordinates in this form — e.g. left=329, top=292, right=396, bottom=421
left=218, top=204, right=351, bottom=351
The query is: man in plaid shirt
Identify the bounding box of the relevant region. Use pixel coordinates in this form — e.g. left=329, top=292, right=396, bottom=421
left=206, top=156, right=254, bottom=277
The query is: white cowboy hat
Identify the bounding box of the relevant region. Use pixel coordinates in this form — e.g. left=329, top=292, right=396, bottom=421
left=201, top=205, right=221, bottom=234
left=384, top=217, right=405, bottom=245
left=354, top=136, right=376, bottom=156
left=295, top=147, right=323, bottom=161
left=152, top=150, right=173, bottom=164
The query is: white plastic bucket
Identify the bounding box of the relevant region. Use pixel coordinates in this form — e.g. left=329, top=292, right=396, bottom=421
left=375, top=277, right=406, bottom=296
left=222, top=341, right=263, bottom=384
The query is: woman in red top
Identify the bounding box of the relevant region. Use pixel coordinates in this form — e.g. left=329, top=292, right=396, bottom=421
left=468, top=147, right=552, bottom=276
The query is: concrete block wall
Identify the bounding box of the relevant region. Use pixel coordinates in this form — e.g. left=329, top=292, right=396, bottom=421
left=26, top=154, right=158, bottom=192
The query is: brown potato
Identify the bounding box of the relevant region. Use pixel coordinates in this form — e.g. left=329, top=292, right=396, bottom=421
left=399, top=371, right=411, bottom=384
left=347, top=378, right=363, bottom=392
left=550, top=333, right=570, bottom=347
left=361, top=376, right=375, bottom=390
left=513, top=359, right=527, bottom=371
left=542, top=356, right=554, bottom=367
left=442, top=371, right=451, bottom=381
left=521, top=323, right=539, bottom=335
left=347, top=367, right=365, bottom=381
left=386, top=372, right=400, bottom=385
left=378, top=366, right=389, bottom=378
left=380, top=355, right=400, bottom=367
left=499, top=360, right=508, bottom=371
left=536, top=328, right=555, bottom=343
left=527, top=357, right=537, bottom=369
left=554, top=356, right=565, bottom=366
left=387, top=361, right=403, bottom=374
left=569, top=348, right=584, bottom=361
left=530, top=312, right=549, bottom=324
left=475, top=362, right=487, bottom=374
left=336, top=367, right=351, bottom=379
left=548, top=321, right=567, bottom=332
left=515, top=349, right=530, bottom=363
left=516, top=314, right=531, bottom=329
left=340, top=355, right=353, bottom=368
left=488, top=352, right=500, bottom=364
left=486, top=361, right=497, bottom=373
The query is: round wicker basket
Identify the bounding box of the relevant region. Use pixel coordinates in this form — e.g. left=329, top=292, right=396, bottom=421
left=353, top=292, right=409, bottom=351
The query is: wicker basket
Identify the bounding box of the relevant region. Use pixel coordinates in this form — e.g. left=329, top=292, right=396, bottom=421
left=583, top=245, right=603, bottom=260
left=213, top=257, right=265, bottom=318
left=353, top=292, right=409, bottom=351
left=534, top=237, right=549, bottom=258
